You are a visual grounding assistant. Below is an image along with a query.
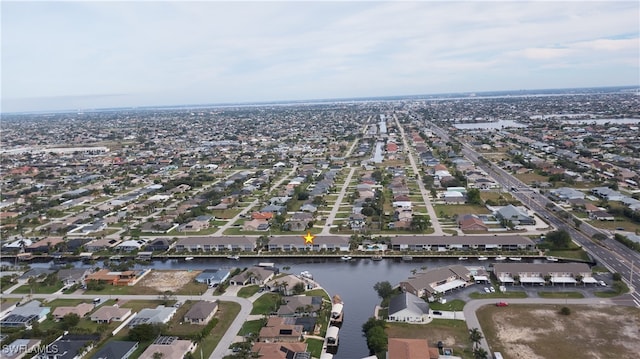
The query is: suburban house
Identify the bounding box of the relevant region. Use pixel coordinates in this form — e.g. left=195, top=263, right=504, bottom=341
left=590, top=210, right=615, bottom=221
left=276, top=296, right=322, bottom=317
left=400, top=265, right=472, bottom=298
left=1, top=339, right=41, bottom=359
left=266, top=274, right=313, bottom=296
left=90, top=305, right=132, bottom=324
left=128, top=305, right=177, bottom=327
left=56, top=268, right=92, bottom=286
left=90, top=341, right=138, bottom=359
left=0, top=301, right=50, bottom=328
left=183, top=301, right=218, bottom=325
left=259, top=317, right=304, bottom=343
left=391, top=235, right=535, bottom=252
left=387, top=338, right=440, bottom=359
left=387, top=292, right=431, bottom=323
left=348, top=213, right=367, bottom=230
left=550, top=187, right=585, bottom=201
left=494, top=205, right=535, bottom=225
left=251, top=342, right=309, bottom=359
left=144, top=238, right=173, bottom=252
left=194, top=268, right=231, bottom=287
left=36, top=334, right=98, bottom=359
left=52, top=303, right=94, bottom=320
left=138, top=336, right=196, bottom=359
left=457, top=214, right=488, bottom=232
left=116, top=239, right=147, bottom=252
left=229, top=266, right=275, bottom=286
left=85, top=269, right=142, bottom=286
left=493, top=263, right=596, bottom=285
left=84, top=238, right=121, bottom=252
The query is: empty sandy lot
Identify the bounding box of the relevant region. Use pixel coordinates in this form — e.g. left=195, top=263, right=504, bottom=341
left=478, top=304, right=640, bottom=359
left=138, top=270, right=201, bottom=292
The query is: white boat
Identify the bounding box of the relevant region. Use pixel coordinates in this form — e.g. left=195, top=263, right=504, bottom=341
left=478, top=256, right=489, bottom=261
left=458, top=256, right=469, bottom=261
left=185, top=257, right=194, bottom=261
left=300, top=271, right=313, bottom=280
left=495, top=255, right=507, bottom=261
left=227, top=255, right=240, bottom=260
left=508, top=257, right=522, bottom=261
left=546, top=256, right=559, bottom=262
left=340, top=256, right=352, bottom=261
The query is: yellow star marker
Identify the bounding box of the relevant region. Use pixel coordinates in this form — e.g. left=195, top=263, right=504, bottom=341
left=303, top=231, right=315, bottom=245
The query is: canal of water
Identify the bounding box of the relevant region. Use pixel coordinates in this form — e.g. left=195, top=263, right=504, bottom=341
left=23, top=257, right=479, bottom=358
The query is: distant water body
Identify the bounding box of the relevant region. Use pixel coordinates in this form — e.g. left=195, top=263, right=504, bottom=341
left=453, top=119, right=527, bottom=130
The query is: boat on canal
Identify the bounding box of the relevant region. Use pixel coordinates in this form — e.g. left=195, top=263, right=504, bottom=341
left=184, top=256, right=194, bottom=261
left=340, top=256, right=352, bottom=261
left=371, top=254, right=383, bottom=261
left=478, top=256, right=489, bottom=261
left=495, top=255, right=507, bottom=261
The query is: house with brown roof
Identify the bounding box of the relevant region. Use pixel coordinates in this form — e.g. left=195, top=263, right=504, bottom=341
left=251, top=342, right=309, bottom=359
left=183, top=301, right=218, bottom=325
left=52, top=303, right=94, bottom=320
left=229, top=266, right=275, bottom=286
left=259, top=317, right=304, bottom=343
left=86, top=269, right=139, bottom=286
left=458, top=214, right=488, bottom=232
left=388, top=338, right=440, bottom=359
left=90, top=305, right=132, bottom=324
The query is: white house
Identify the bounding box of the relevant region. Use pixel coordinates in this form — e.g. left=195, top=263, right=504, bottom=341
left=387, top=292, right=431, bottom=323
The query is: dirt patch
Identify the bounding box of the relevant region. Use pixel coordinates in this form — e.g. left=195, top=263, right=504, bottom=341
left=138, top=270, right=201, bottom=292
left=478, top=304, right=640, bottom=358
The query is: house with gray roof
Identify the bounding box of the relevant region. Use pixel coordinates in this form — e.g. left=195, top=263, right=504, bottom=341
left=400, top=265, right=472, bottom=298
left=1, top=301, right=50, bottom=328
left=549, top=187, right=585, bottom=201
left=128, top=305, right=176, bottom=327
left=494, top=205, right=535, bottom=225
left=388, top=292, right=431, bottom=323
left=391, top=235, right=535, bottom=252
left=494, top=262, right=595, bottom=285
left=90, top=341, right=138, bottom=359
left=56, top=268, right=92, bottom=286
left=184, top=301, right=218, bottom=325
left=195, top=269, right=231, bottom=287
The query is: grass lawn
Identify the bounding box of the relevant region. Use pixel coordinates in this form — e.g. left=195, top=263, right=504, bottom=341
left=13, top=282, right=63, bottom=294
left=118, top=299, right=169, bottom=312
left=84, top=284, right=160, bottom=295
left=514, top=172, right=549, bottom=185
left=201, top=301, right=241, bottom=358
left=46, top=299, right=92, bottom=308
left=238, top=319, right=266, bottom=336
left=174, top=281, right=208, bottom=296
left=305, top=289, right=330, bottom=302
left=386, top=319, right=474, bottom=359
left=433, top=204, right=491, bottom=218
left=477, top=304, right=640, bottom=358
left=537, top=291, right=584, bottom=299
left=237, top=285, right=260, bottom=298
left=250, top=293, right=281, bottom=315
left=428, top=299, right=466, bottom=311
left=468, top=291, right=528, bottom=299
left=545, top=248, right=590, bottom=261
left=305, top=338, right=324, bottom=358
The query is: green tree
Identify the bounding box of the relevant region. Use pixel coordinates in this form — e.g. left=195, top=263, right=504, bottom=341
left=410, top=215, right=431, bottom=232
left=473, top=347, right=489, bottom=359
left=612, top=272, right=622, bottom=281
left=366, top=325, right=388, bottom=354
left=546, top=230, right=571, bottom=249
left=469, top=328, right=483, bottom=349
left=60, top=313, right=80, bottom=330
left=559, top=307, right=571, bottom=315
left=466, top=188, right=482, bottom=205
left=373, top=281, right=394, bottom=301
left=292, top=282, right=306, bottom=295
left=129, top=323, right=162, bottom=342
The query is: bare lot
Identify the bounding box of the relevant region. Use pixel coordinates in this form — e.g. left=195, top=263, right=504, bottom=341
left=138, top=270, right=202, bottom=293
left=478, top=304, right=640, bottom=359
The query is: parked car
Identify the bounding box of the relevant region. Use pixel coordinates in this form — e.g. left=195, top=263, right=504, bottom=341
left=599, top=280, right=607, bottom=287
left=484, top=287, right=490, bottom=293
left=489, top=286, right=496, bottom=293
left=432, top=311, right=442, bottom=315
left=496, top=301, right=509, bottom=307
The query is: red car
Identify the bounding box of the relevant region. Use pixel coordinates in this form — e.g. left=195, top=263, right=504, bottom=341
left=496, top=301, right=509, bottom=307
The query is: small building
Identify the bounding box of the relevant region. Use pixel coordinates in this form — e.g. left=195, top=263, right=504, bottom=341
left=458, top=214, right=488, bottom=232
left=229, top=266, right=275, bottom=286
left=128, top=306, right=176, bottom=327
left=90, top=341, right=138, bottom=359
left=85, top=269, right=140, bottom=286
left=0, top=301, right=50, bottom=328
left=52, top=303, right=94, bottom=320
left=259, top=317, right=304, bottom=343
left=251, top=342, right=310, bottom=359
left=194, top=268, right=231, bottom=287
left=183, top=301, right=218, bottom=325
left=90, top=305, right=132, bottom=324
left=387, top=292, right=431, bottom=323
left=400, top=265, right=471, bottom=298
left=388, top=338, right=440, bottom=359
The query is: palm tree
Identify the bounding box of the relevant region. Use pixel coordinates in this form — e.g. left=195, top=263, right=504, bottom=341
left=473, top=347, right=489, bottom=359
left=468, top=328, right=483, bottom=349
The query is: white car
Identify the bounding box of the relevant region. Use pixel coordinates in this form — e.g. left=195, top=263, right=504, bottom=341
left=489, top=286, right=496, bottom=293
left=484, top=287, right=490, bottom=293
left=599, top=280, right=607, bottom=287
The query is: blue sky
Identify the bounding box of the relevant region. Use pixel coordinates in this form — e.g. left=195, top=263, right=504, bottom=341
left=2, top=1, right=639, bottom=112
